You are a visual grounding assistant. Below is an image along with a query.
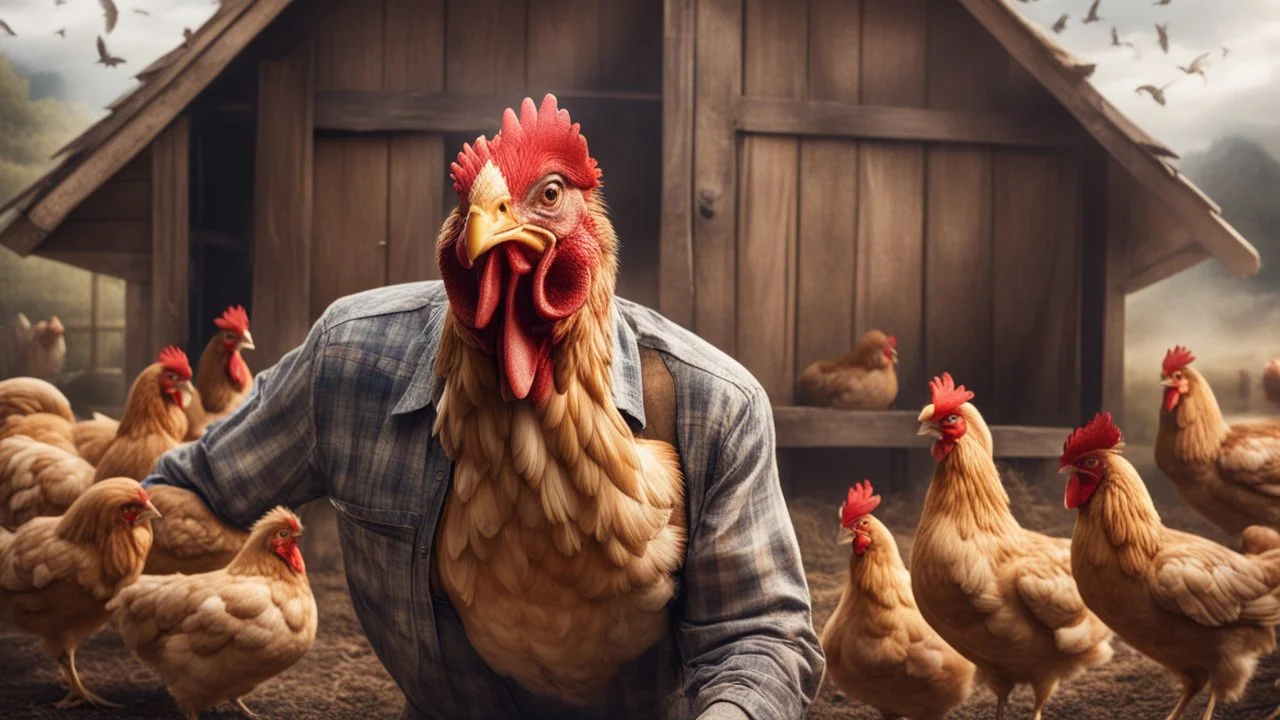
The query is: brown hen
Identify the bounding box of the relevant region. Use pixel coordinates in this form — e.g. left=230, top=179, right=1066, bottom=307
left=94, top=346, right=193, bottom=483
left=798, top=329, right=899, bottom=410
left=0, top=435, right=96, bottom=530
left=0, top=376, right=75, bottom=423
left=184, top=305, right=255, bottom=440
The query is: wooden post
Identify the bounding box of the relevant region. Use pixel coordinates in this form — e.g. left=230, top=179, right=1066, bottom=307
left=1081, top=148, right=1122, bottom=424
left=658, top=0, right=695, bottom=328
left=125, top=280, right=152, bottom=384
left=252, top=39, right=315, bottom=371
left=150, top=115, right=191, bottom=353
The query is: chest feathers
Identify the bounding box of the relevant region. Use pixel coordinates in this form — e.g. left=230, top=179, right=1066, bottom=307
left=431, top=313, right=686, bottom=703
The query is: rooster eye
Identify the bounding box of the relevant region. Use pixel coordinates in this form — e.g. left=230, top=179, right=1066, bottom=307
left=277, top=529, right=289, bottom=539
left=944, top=415, right=959, bottom=425
left=1084, top=457, right=1098, bottom=467
left=541, top=181, right=562, bottom=207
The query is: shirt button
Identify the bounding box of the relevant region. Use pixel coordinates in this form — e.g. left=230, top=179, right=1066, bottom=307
left=435, top=470, right=444, bottom=481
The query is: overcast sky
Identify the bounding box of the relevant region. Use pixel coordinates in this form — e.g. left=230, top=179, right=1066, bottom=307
left=0, top=0, right=1273, bottom=156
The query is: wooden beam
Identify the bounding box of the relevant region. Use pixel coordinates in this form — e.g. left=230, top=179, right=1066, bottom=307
left=37, top=250, right=151, bottom=283
left=151, top=115, right=190, bottom=353
left=125, top=280, right=152, bottom=383
left=69, top=178, right=151, bottom=222
left=736, top=97, right=1081, bottom=147
left=0, top=214, right=49, bottom=256
left=1080, top=147, right=1108, bottom=422
left=25, top=0, right=296, bottom=240
left=313, top=89, right=662, bottom=132
left=957, top=0, right=1260, bottom=278
left=658, top=0, right=695, bottom=328
left=773, top=406, right=1070, bottom=458
left=39, top=219, right=151, bottom=254
left=252, top=39, right=315, bottom=370
left=1126, top=243, right=1209, bottom=295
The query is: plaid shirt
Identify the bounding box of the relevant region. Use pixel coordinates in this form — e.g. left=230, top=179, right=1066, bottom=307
left=146, top=281, right=823, bottom=720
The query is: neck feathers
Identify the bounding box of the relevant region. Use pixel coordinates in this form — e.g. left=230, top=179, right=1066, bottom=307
left=1078, top=458, right=1163, bottom=571
left=924, top=435, right=1018, bottom=534
left=196, top=338, right=251, bottom=413
left=118, top=366, right=188, bottom=441
left=59, top=512, right=152, bottom=590
left=847, top=533, right=913, bottom=609
left=1169, top=372, right=1229, bottom=465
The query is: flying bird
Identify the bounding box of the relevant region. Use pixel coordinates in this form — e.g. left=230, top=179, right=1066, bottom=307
left=132, top=8, right=149, bottom=16
left=54, top=28, right=66, bottom=37
left=1135, top=82, right=1174, bottom=106
left=1052, top=13, right=1068, bottom=34
left=1153, top=0, right=1173, bottom=5
left=1221, top=45, right=1231, bottom=59
left=1110, top=26, right=1137, bottom=54
left=55, top=0, right=67, bottom=5
left=100, top=0, right=118, bottom=34
left=95, top=36, right=125, bottom=67
left=1155, top=23, right=1169, bottom=53
left=1083, top=0, right=1102, bottom=24
left=1177, top=52, right=1211, bottom=85
left=0, top=21, right=15, bottom=37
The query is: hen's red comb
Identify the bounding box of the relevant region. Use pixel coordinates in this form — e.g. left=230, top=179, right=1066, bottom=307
left=1060, top=412, right=1124, bottom=468
left=213, top=305, right=250, bottom=335
left=887, top=336, right=897, bottom=349
left=1163, top=346, right=1196, bottom=375
left=136, top=487, right=149, bottom=504
left=451, top=94, right=601, bottom=201
left=841, top=480, right=881, bottom=528
left=929, top=373, right=975, bottom=420
left=286, top=514, right=300, bottom=532
left=157, top=346, right=192, bottom=379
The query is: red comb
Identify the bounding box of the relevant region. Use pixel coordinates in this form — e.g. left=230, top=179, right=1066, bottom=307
left=286, top=515, right=300, bottom=532
left=136, top=487, right=150, bottom=504
left=1163, top=346, right=1196, bottom=375
left=887, top=336, right=897, bottom=349
left=841, top=480, right=881, bottom=528
left=213, top=305, right=250, bottom=335
left=157, top=346, right=192, bottom=379
left=1060, top=412, right=1124, bottom=468
left=929, top=372, right=975, bottom=420
left=451, top=94, right=601, bottom=201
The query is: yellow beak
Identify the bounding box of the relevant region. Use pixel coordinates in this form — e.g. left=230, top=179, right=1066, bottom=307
left=137, top=500, right=162, bottom=524
left=1058, top=465, right=1078, bottom=476
left=239, top=331, right=255, bottom=352
left=464, top=195, right=555, bottom=264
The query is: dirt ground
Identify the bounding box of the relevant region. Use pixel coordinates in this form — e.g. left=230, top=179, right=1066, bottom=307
left=3, top=460, right=1279, bottom=719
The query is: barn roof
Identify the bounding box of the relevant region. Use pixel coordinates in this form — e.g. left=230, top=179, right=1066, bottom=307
left=0, top=0, right=1261, bottom=284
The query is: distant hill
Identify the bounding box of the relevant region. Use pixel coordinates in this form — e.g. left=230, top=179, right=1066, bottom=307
left=1180, top=135, right=1280, bottom=288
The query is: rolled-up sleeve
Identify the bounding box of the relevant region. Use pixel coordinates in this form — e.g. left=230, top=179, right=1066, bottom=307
left=144, top=318, right=327, bottom=528
left=679, top=386, right=825, bottom=719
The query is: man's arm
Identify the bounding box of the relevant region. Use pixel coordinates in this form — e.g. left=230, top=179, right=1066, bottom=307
left=144, top=319, right=327, bottom=527
left=680, top=386, right=825, bottom=719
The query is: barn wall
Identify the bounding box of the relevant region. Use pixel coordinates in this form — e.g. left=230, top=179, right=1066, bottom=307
left=305, top=0, right=663, bottom=321
left=693, top=0, right=1084, bottom=428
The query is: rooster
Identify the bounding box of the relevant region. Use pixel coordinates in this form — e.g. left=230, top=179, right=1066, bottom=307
left=911, top=373, right=1113, bottom=720
left=94, top=346, right=193, bottom=483
left=184, top=305, right=255, bottom=440
left=0, top=477, right=159, bottom=708
left=821, top=481, right=975, bottom=720
left=2, top=313, right=66, bottom=380
left=1155, top=346, right=1280, bottom=535
left=1263, top=358, right=1280, bottom=408
left=797, top=330, right=898, bottom=410
left=0, top=376, right=75, bottom=423
left=74, top=412, right=119, bottom=466
left=432, top=94, right=685, bottom=704
left=110, top=506, right=316, bottom=719
left=0, top=435, right=96, bottom=530
left=1065, top=412, right=1280, bottom=720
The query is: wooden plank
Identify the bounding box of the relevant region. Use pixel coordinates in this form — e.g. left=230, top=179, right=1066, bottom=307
left=38, top=250, right=151, bottom=283
left=927, top=0, right=1009, bottom=110
left=657, top=0, right=695, bottom=327
left=314, top=90, right=661, bottom=132
left=736, top=99, right=1080, bottom=147
left=253, top=38, right=315, bottom=370
left=444, top=0, right=526, bottom=94
left=1097, top=153, right=1127, bottom=424
left=992, top=150, right=1081, bottom=426
left=38, top=220, right=151, bottom=254
left=68, top=179, right=151, bottom=222
left=772, top=406, right=1071, bottom=457
left=151, top=115, right=190, bottom=353
left=860, top=0, right=927, bottom=107
left=735, top=0, right=805, bottom=402
left=125, top=280, right=152, bottom=383
left=957, top=0, right=1259, bottom=278
left=26, top=0, right=294, bottom=240
left=691, top=0, right=742, bottom=354
left=598, top=0, right=663, bottom=92
left=385, top=0, right=445, bottom=286
left=924, top=148, right=993, bottom=400
left=527, top=0, right=600, bottom=90
left=1128, top=242, right=1208, bottom=294
left=311, top=0, right=388, bottom=318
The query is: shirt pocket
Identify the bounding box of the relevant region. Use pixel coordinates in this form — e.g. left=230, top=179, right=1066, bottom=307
left=329, top=497, right=423, bottom=688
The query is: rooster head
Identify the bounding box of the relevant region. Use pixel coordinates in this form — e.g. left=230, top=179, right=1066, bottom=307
left=59, top=477, right=160, bottom=546
left=1059, top=412, right=1125, bottom=509
left=213, top=305, right=254, bottom=353
left=157, top=346, right=194, bottom=410
left=1159, top=345, right=1196, bottom=411
left=837, top=480, right=881, bottom=555
left=33, top=316, right=65, bottom=347
left=439, top=94, right=612, bottom=405
left=917, top=372, right=975, bottom=460
left=253, top=506, right=305, bottom=575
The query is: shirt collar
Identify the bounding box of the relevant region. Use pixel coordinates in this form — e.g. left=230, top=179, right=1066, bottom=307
left=392, top=302, right=647, bottom=432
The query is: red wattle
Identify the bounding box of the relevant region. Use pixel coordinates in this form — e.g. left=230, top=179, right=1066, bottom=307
left=1163, top=387, right=1180, bottom=412
left=475, top=254, right=502, bottom=329
left=1064, top=474, right=1084, bottom=509
left=533, top=234, right=594, bottom=320
left=503, top=272, right=541, bottom=400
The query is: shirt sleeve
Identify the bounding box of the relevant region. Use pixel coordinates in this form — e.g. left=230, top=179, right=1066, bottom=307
left=143, top=318, right=327, bottom=528
left=679, top=386, right=825, bottom=719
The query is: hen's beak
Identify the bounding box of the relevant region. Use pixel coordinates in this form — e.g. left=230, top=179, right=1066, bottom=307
left=137, top=500, right=162, bottom=524
left=836, top=526, right=854, bottom=546
left=239, top=331, right=255, bottom=351
left=1058, top=465, right=1079, bottom=476
left=1160, top=377, right=1177, bottom=388
left=464, top=195, right=555, bottom=264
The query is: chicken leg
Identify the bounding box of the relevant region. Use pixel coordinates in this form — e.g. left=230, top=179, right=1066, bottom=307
left=1030, top=678, right=1059, bottom=720
left=1163, top=676, right=1202, bottom=720
left=1198, top=693, right=1216, bottom=720
left=235, top=697, right=263, bottom=720
left=54, top=647, right=120, bottom=709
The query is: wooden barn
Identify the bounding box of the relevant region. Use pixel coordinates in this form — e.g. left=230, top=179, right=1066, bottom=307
left=0, top=0, right=1261, bottom=491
